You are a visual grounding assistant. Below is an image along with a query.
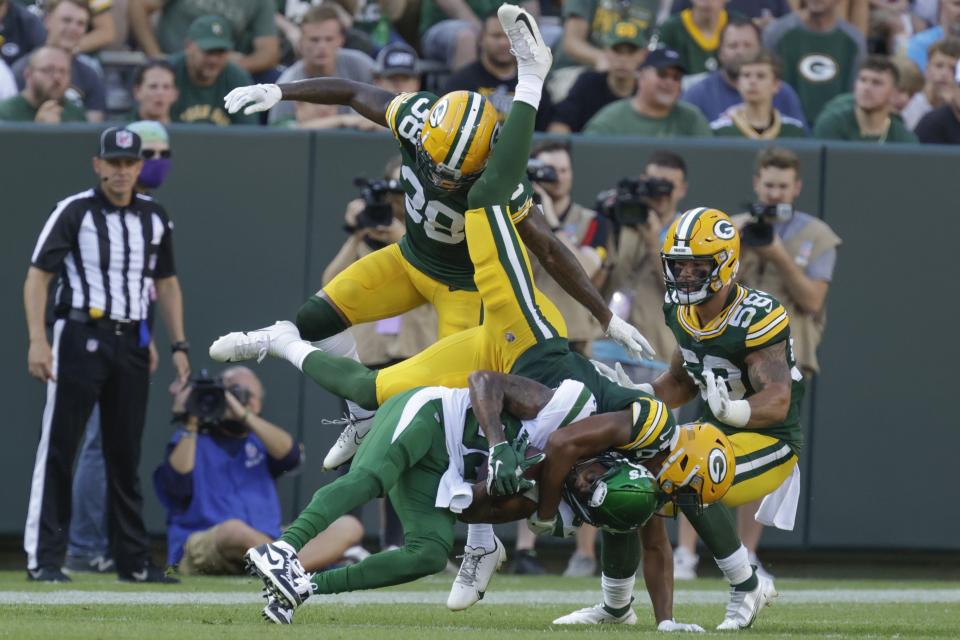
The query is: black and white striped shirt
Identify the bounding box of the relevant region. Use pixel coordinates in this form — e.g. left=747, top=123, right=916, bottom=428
left=30, top=188, right=176, bottom=322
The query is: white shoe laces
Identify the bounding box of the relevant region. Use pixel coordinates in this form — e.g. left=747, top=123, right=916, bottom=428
left=234, top=333, right=269, bottom=363
left=505, top=26, right=534, bottom=60
left=454, top=548, right=483, bottom=587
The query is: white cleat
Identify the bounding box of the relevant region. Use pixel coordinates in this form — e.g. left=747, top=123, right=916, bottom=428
left=716, top=573, right=778, bottom=630
left=261, top=593, right=294, bottom=625
left=497, top=4, right=552, bottom=82
left=552, top=603, right=637, bottom=625
left=322, top=415, right=374, bottom=470
left=209, top=320, right=301, bottom=363
left=244, top=541, right=312, bottom=610
left=447, top=536, right=506, bottom=611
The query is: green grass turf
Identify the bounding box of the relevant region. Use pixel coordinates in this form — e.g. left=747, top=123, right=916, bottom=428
left=0, top=572, right=957, bottom=639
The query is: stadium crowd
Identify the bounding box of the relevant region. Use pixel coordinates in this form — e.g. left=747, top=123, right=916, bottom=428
left=0, top=0, right=958, bottom=142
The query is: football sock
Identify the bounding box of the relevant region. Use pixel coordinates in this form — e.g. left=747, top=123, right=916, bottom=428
left=296, top=295, right=348, bottom=341
left=715, top=545, right=758, bottom=591
left=281, top=469, right=382, bottom=550
left=513, top=73, right=543, bottom=111
left=682, top=502, right=741, bottom=560
left=314, top=331, right=376, bottom=421
left=301, top=351, right=379, bottom=410
left=467, top=102, right=537, bottom=209
left=601, top=573, right=635, bottom=616
left=599, top=530, right=641, bottom=579
left=465, top=524, right=495, bottom=552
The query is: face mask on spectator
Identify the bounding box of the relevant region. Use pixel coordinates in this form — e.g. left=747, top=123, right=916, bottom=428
left=138, top=158, right=172, bottom=189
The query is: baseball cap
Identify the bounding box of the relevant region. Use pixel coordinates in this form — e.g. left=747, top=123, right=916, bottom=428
left=640, top=48, right=686, bottom=74
left=127, top=120, right=169, bottom=147
left=187, top=15, right=234, bottom=51
left=376, top=42, right=419, bottom=77
left=604, top=21, right=647, bottom=49
left=98, top=127, right=142, bottom=160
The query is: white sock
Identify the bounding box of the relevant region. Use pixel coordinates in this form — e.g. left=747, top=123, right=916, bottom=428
left=466, top=524, right=495, bottom=552
left=715, top=545, right=753, bottom=586
left=600, top=573, right=635, bottom=611
left=513, top=75, right=543, bottom=110
left=313, top=331, right=375, bottom=421
left=280, top=340, right=316, bottom=372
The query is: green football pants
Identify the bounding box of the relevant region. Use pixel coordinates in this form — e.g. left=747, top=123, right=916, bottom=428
left=280, top=388, right=455, bottom=594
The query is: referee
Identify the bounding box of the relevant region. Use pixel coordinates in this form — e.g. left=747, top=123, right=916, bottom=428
left=23, top=127, right=190, bottom=583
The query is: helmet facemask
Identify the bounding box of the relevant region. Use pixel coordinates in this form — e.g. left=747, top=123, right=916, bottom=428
left=414, top=136, right=482, bottom=191
left=662, top=253, right=725, bottom=305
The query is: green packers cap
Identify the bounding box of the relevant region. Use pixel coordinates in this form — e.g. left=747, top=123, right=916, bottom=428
left=604, top=21, right=647, bottom=49
left=187, top=15, right=234, bottom=51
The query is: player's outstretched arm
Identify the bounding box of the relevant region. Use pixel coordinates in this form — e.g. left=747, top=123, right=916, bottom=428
left=652, top=348, right=699, bottom=408
left=742, top=341, right=791, bottom=426
left=224, top=78, right=395, bottom=126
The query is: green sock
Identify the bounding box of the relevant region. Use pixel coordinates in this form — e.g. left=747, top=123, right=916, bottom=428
left=301, top=350, right=379, bottom=410
left=281, top=469, right=383, bottom=550
left=599, top=530, right=641, bottom=579
left=467, top=102, right=537, bottom=209
left=681, top=502, right=741, bottom=559
left=296, top=295, right=348, bottom=341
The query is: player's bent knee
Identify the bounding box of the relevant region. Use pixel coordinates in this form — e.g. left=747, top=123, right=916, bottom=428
left=405, top=539, right=451, bottom=576
left=295, top=295, right=348, bottom=341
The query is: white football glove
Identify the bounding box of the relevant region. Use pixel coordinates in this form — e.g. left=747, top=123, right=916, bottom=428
left=223, top=84, right=282, bottom=115
left=591, top=360, right=654, bottom=395
left=527, top=513, right=575, bottom=538
left=657, top=619, right=705, bottom=633
left=604, top=315, right=656, bottom=361
left=703, top=370, right=751, bottom=428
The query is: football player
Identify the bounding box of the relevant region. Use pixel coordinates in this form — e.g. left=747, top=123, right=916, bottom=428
left=579, top=206, right=802, bottom=630
left=222, top=5, right=653, bottom=471
left=245, top=370, right=699, bottom=627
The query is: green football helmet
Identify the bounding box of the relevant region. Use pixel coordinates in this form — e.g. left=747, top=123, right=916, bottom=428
left=564, top=456, right=665, bottom=533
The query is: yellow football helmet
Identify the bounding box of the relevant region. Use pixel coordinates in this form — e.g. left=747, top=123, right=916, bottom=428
left=661, top=207, right=740, bottom=305
left=657, top=422, right=735, bottom=510
left=416, top=90, right=500, bottom=190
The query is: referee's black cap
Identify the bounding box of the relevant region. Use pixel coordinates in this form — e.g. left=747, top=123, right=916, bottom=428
left=98, top=127, right=142, bottom=160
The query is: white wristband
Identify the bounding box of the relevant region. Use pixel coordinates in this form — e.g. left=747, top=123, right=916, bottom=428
left=723, top=399, right=752, bottom=428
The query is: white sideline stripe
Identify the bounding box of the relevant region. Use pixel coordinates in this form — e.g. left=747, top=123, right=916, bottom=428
left=2, top=589, right=959, bottom=606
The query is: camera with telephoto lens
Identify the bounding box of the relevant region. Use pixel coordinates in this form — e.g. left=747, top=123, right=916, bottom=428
left=595, top=177, right=674, bottom=227
left=353, top=176, right=404, bottom=229
left=741, top=202, right=794, bottom=247
left=185, top=370, right=251, bottom=432
left=526, top=158, right=558, bottom=184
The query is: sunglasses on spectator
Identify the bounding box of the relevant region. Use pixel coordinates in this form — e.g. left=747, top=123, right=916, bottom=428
left=141, top=149, right=172, bottom=159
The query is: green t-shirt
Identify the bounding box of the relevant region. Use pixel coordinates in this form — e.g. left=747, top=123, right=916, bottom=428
left=555, top=0, right=658, bottom=68
left=662, top=284, right=805, bottom=454
left=157, top=0, right=277, bottom=56
left=419, top=0, right=516, bottom=35
left=583, top=98, right=712, bottom=137
left=168, top=53, right=257, bottom=126
left=813, top=95, right=918, bottom=143
left=0, top=94, right=87, bottom=122
left=658, top=10, right=736, bottom=75
left=710, top=109, right=808, bottom=139
left=384, top=91, right=534, bottom=291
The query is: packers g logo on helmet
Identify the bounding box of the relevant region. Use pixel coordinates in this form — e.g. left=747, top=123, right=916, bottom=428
left=661, top=207, right=740, bottom=305
left=657, top=422, right=735, bottom=511
left=416, top=91, right=499, bottom=191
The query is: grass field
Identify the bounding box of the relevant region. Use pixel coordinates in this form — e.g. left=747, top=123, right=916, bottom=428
left=0, top=572, right=958, bottom=639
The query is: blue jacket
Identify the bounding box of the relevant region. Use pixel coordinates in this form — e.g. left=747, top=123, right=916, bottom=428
left=153, top=426, right=301, bottom=566
left=682, top=71, right=808, bottom=128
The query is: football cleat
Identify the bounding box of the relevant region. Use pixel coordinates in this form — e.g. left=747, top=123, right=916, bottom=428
left=552, top=603, right=638, bottom=625
left=716, top=573, right=778, bottom=630
left=497, top=4, right=552, bottom=82
left=447, top=536, right=506, bottom=611
left=245, top=541, right=312, bottom=609
left=262, top=594, right=294, bottom=625
left=322, top=414, right=374, bottom=470
left=27, top=567, right=71, bottom=583
left=209, top=320, right=301, bottom=364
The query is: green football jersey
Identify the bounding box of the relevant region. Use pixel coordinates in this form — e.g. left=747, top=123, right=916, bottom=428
left=385, top=91, right=535, bottom=291
left=657, top=10, right=734, bottom=75
left=663, top=284, right=805, bottom=453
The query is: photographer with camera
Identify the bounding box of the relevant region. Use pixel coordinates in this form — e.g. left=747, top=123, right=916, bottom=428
left=154, top=366, right=362, bottom=575
left=603, top=150, right=690, bottom=361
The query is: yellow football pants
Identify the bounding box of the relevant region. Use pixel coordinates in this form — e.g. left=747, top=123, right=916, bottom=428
left=322, top=243, right=482, bottom=340
left=375, top=205, right=568, bottom=404
left=722, top=432, right=798, bottom=508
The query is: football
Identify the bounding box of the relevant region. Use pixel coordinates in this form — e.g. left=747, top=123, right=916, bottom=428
left=475, top=444, right=545, bottom=483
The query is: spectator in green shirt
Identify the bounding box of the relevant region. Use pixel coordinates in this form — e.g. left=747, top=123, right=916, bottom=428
left=813, top=56, right=918, bottom=143
left=168, top=15, right=257, bottom=126
left=583, top=47, right=712, bottom=137
left=710, top=50, right=807, bottom=139
left=0, top=46, right=86, bottom=122
left=658, top=0, right=734, bottom=78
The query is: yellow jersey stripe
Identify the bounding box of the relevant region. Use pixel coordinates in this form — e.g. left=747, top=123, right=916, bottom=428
left=509, top=197, right=533, bottom=224
left=746, top=305, right=786, bottom=335
left=385, top=92, right=413, bottom=137
left=677, top=285, right=747, bottom=340
left=621, top=399, right=668, bottom=450
left=745, top=312, right=790, bottom=348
